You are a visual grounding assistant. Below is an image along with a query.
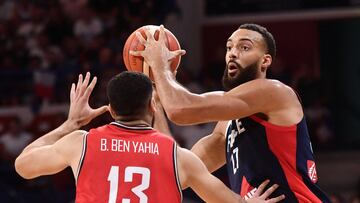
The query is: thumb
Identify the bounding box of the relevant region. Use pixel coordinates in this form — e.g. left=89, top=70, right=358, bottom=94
left=92, top=105, right=109, bottom=117
left=174, top=49, right=186, bottom=56
left=169, top=49, right=186, bottom=60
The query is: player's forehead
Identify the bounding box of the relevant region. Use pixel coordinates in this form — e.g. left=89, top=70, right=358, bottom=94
left=227, top=29, right=264, bottom=46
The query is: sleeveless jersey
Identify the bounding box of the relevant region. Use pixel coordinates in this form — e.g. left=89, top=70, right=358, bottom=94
left=76, top=122, right=182, bottom=203
left=225, top=115, right=330, bottom=203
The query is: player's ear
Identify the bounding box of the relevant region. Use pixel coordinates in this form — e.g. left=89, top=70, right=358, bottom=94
left=261, top=54, right=272, bottom=72
left=108, top=104, right=117, bottom=118
left=149, top=97, right=156, bottom=113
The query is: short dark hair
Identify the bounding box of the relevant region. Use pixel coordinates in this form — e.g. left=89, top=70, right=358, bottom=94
left=239, top=23, right=276, bottom=59
left=107, top=71, right=153, bottom=117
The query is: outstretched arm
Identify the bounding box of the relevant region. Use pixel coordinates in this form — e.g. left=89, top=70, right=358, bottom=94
left=131, top=25, right=296, bottom=125
left=15, top=73, right=108, bottom=179
left=178, top=147, right=285, bottom=203
left=14, top=130, right=85, bottom=179
left=191, top=121, right=227, bottom=173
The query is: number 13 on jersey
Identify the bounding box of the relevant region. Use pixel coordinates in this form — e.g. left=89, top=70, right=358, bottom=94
left=107, top=166, right=151, bottom=203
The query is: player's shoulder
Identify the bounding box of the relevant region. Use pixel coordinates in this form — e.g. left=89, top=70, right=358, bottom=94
left=267, top=79, right=298, bottom=98
left=63, top=130, right=88, bottom=142
left=54, top=130, right=87, bottom=159
left=249, top=78, right=289, bottom=89
left=250, top=79, right=296, bottom=96
left=267, top=79, right=292, bottom=89
left=63, top=129, right=86, bottom=137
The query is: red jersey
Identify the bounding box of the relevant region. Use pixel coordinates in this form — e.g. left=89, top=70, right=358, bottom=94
left=76, top=122, right=182, bottom=203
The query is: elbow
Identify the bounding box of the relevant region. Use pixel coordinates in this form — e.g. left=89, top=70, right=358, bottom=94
left=166, top=106, right=196, bottom=126
left=15, top=156, right=34, bottom=179
left=166, top=107, right=184, bottom=124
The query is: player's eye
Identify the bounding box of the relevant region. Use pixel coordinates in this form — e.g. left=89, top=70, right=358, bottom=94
left=240, top=45, right=250, bottom=51
left=226, top=46, right=232, bottom=51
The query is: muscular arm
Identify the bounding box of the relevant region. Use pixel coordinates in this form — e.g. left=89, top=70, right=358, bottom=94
left=153, top=71, right=295, bottom=125
left=178, top=147, right=244, bottom=203
left=15, top=130, right=85, bottom=179
left=191, top=121, right=227, bottom=173
left=20, top=121, right=79, bottom=154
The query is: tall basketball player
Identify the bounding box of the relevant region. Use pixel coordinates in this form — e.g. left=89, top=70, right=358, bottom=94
left=132, top=24, right=331, bottom=202
left=15, top=72, right=284, bottom=203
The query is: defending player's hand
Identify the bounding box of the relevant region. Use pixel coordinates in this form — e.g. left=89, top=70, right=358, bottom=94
left=67, top=72, right=108, bottom=128
left=245, top=180, right=285, bottom=203
left=130, top=25, right=186, bottom=72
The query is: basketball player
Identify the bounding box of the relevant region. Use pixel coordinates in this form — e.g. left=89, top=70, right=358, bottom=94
left=15, top=72, right=284, bottom=203
left=131, top=24, right=331, bottom=202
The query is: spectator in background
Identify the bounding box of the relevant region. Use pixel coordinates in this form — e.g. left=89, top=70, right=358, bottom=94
left=0, top=0, right=15, bottom=21
left=267, top=57, right=291, bottom=85
left=16, top=3, right=46, bottom=49
left=290, top=63, right=320, bottom=107
left=60, top=0, right=87, bottom=20
left=352, top=179, right=360, bottom=203
left=0, top=117, right=32, bottom=160
left=353, top=197, right=360, bottom=203
left=29, top=55, right=56, bottom=105
left=44, top=5, right=72, bottom=45
left=93, top=47, right=115, bottom=71
left=74, top=6, right=103, bottom=44
left=13, top=0, right=32, bottom=21
left=329, top=193, right=346, bottom=203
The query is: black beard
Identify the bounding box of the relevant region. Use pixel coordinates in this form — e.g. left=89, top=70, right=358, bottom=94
left=222, top=61, right=259, bottom=91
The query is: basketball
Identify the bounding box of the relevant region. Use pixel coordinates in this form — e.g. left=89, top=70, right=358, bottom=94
left=123, top=25, right=181, bottom=78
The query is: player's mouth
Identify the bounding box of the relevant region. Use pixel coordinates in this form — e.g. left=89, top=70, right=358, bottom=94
left=227, top=62, right=240, bottom=77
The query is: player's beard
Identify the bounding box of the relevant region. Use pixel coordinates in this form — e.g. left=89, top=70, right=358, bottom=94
left=222, top=61, right=259, bottom=91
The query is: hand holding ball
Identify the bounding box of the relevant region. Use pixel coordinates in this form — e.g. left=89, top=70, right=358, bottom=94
left=123, top=25, right=184, bottom=79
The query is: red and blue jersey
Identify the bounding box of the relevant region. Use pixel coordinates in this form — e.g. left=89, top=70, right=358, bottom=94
left=225, top=115, right=330, bottom=203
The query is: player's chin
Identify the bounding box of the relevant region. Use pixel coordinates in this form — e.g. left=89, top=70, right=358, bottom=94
left=228, top=69, right=240, bottom=78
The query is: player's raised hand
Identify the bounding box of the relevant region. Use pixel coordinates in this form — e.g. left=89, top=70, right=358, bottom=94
left=130, top=25, right=186, bottom=72
left=67, top=72, right=108, bottom=128
left=245, top=180, right=285, bottom=203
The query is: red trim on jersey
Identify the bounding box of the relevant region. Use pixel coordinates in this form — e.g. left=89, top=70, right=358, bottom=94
left=250, top=115, right=297, bottom=131
left=253, top=116, right=322, bottom=203
left=240, top=176, right=253, bottom=198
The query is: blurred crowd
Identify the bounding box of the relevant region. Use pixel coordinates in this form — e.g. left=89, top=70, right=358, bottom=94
left=0, top=0, right=179, bottom=107
left=0, top=0, right=181, bottom=202
left=205, top=0, right=358, bottom=15
left=0, top=0, right=358, bottom=202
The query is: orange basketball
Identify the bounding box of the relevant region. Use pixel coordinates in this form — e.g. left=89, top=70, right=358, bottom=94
left=123, top=25, right=181, bottom=79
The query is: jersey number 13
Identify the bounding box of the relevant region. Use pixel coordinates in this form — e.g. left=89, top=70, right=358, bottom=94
left=107, top=166, right=150, bottom=203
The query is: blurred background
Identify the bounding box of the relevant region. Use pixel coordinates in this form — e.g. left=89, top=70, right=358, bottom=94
left=0, top=0, right=359, bottom=202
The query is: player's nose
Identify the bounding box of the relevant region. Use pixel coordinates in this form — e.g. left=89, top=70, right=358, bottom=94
left=228, top=48, right=237, bottom=59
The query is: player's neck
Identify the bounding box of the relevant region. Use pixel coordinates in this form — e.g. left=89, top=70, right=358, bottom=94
left=114, top=119, right=151, bottom=127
